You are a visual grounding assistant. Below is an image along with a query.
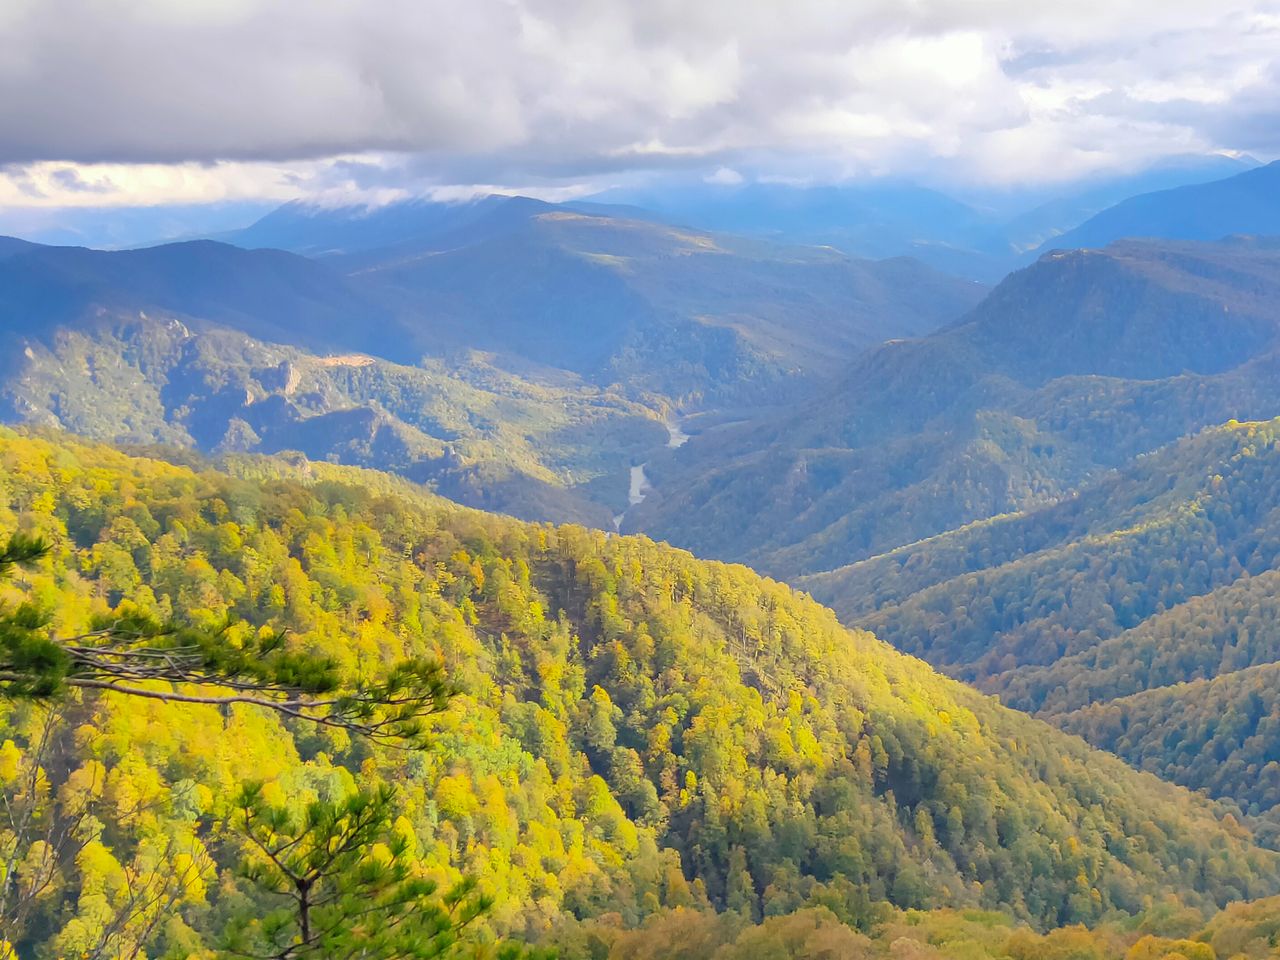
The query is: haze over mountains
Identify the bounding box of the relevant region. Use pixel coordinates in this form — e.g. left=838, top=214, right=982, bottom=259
left=267, top=199, right=982, bottom=392
left=228, top=192, right=987, bottom=390
left=6, top=156, right=1280, bottom=551
left=1039, top=158, right=1280, bottom=255
left=0, top=199, right=980, bottom=529
left=588, top=153, right=1261, bottom=280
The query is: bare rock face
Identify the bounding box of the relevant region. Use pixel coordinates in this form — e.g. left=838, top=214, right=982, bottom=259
left=282, top=361, right=302, bottom=396
left=256, top=359, right=303, bottom=396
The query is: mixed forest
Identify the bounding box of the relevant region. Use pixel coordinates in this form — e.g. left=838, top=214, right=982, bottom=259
left=3, top=430, right=1280, bottom=958
left=804, top=418, right=1280, bottom=841
left=6, top=165, right=1280, bottom=959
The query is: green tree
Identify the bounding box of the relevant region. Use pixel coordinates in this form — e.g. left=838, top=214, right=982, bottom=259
left=222, top=781, right=509, bottom=960
left=0, top=535, right=451, bottom=746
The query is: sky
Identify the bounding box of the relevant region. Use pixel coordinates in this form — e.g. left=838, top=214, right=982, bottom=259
left=1, top=0, right=1279, bottom=214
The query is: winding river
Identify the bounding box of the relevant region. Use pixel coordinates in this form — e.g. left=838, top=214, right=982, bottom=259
left=613, top=419, right=688, bottom=531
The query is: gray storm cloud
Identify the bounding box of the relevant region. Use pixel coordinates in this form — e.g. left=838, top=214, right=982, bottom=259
left=0, top=0, right=1278, bottom=186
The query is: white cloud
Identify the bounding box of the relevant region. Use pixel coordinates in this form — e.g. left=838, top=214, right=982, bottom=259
left=0, top=0, right=1277, bottom=205
left=705, top=167, right=744, bottom=185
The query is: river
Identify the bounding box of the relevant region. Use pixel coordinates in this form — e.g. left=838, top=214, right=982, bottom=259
left=613, top=419, right=688, bottom=530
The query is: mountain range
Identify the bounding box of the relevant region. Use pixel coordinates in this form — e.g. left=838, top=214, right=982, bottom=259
left=8, top=159, right=1280, bottom=581
left=800, top=418, right=1280, bottom=840
left=0, top=207, right=979, bottom=526
left=1038, top=159, right=1280, bottom=255
left=7, top=159, right=1280, bottom=579
left=629, top=236, right=1280, bottom=578
left=6, top=147, right=1280, bottom=956
left=590, top=153, right=1263, bottom=280
left=228, top=194, right=984, bottom=394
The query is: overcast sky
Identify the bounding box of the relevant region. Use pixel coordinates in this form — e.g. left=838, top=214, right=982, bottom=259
left=2, top=0, right=1279, bottom=209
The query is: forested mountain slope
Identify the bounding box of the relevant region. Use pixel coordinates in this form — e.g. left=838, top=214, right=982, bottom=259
left=580, top=153, right=1256, bottom=282
left=0, top=209, right=981, bottom=529
left=2, top=430, right=1276, bottom=958
left=1000, top=571, right=1280, bottom=716
left=801, top=418, right=1280, bottom=828
left=549, top=894, right=1280, bottom=959
left=631, top=237, right=1280, bottom=579
left=360, top=211, right=981, bottom=392
left=1037, top=159, right=1280, bottom=256
left=582, top=180, right=1008, bottom=279
left=1058, top=662, right=1280, bottom=827
left=0, top=235, right=40, bottom=259
left=0, top=312, right=664, bottom=527
left=0, top=239, right=405, bottom=358
left=232, top=195, right=985, bottom=400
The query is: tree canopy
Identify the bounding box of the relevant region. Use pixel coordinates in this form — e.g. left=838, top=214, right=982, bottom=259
left=1, top=429, right=1278, bottom=957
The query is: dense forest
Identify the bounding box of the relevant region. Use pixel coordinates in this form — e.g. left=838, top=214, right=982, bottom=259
left=0, top=214, right=981, bottom=536
left=801, top=418, right=1280, bottom=831
left=1002, top=571, right=1280, bottom=716
left=631, top=238, right=1280, bottom=579
left=817, top=418, right=1280, bottom=669
left=3, top=429, right=1279, bottom=957
left=10, top=4, right=1280, bottom=957
left=1, top=312, right=673, bottom=528
left=544, top=897, right=1280, bottom=959
left=1058, top=661, right=1280, bottom=830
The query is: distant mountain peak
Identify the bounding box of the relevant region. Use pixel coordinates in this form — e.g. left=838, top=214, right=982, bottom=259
left=1033, top=159, right=1280, bottom=255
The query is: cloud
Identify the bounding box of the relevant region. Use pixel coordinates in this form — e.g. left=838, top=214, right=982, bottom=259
left=47, top=167, right=115, bottom=194
left=0, top=0, right=1277, bottom=204
left=705, top=167, right=745, bottom=185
